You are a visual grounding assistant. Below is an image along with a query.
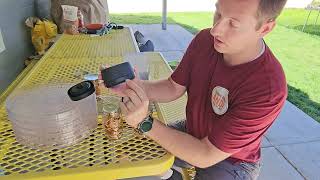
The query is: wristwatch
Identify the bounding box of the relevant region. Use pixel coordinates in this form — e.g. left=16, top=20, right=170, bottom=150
left=137, top=115, right=154, bottom=134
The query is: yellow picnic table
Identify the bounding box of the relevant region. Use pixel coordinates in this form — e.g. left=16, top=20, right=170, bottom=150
left=0, top=27, right=188, bottom=180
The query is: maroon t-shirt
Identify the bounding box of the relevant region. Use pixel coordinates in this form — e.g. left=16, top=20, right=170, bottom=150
left=171, top=29, right=287, bottom=163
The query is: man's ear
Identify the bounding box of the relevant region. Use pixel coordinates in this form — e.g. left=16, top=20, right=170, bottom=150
left=258, top=20, right=276, bottom=38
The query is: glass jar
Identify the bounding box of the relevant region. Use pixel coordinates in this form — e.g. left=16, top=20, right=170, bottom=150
left=101, top=96, right=123, bottom=140
left=93, top=79, right=102, bottom=97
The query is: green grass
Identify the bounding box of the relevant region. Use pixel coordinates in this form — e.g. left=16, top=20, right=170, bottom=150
left=265, top=27, right=320, bottom=122
left=111, top=12, right=213, bottom=34
left=168, top=61, right=180, bottom=70
left=277, top=8, right=320, bottom=36
left=110, top=9, right=320, bottom=122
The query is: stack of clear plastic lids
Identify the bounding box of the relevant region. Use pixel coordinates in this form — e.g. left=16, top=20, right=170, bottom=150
left=5, top=84, right=98, bottom=149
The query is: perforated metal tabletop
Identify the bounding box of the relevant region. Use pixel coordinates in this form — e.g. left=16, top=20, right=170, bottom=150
left=0, top=28, right=188, bottom=179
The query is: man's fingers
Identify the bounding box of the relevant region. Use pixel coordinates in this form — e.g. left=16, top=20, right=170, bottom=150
left=133, top=67, right=139, bottom=78
left=108, top=83, right=129, bottom=97
left=98, top=64, right=110, bottom=83
left=124, top=89, right=142, bottom=106
left=99, top=64, right=109, bottom=80
left=122, top=97, right=130, bottom=103
left=125, top=101, right=135, bottom=112
left=109, top=87, right=126, bottom=97
left=100, top=64, right=110, bottom=70
left=126, top=80, right=148, bottom=101
left=120, top=102, right=129, bottom=115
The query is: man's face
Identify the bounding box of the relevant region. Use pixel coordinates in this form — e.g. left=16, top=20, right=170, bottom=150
left=210, top=0, right=263, bottom=54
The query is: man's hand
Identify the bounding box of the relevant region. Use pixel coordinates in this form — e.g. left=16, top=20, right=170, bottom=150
left=98, top=65, right=145, bottom=97
left=120, top=79, right=149, bottom=128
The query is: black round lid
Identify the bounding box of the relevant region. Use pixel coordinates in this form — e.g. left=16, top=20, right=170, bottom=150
left=68, top=81, right=95, bottom=101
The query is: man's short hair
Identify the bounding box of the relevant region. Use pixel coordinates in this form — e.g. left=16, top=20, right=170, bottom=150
left=256, top=0, right=287, bottom=29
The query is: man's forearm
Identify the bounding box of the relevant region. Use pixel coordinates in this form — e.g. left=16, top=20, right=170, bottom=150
left=141, top=79, right=183, bottom=103
left=146, top=120, right=228, bottom=168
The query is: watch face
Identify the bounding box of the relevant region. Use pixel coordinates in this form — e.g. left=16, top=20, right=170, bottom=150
left=141, top=121, right=152, bottom=132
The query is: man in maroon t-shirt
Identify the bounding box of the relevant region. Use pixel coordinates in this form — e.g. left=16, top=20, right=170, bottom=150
left=105, top=0, right=288, bottom=179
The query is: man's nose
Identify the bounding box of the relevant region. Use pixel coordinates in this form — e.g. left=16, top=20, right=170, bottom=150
left=210, top=20, right=224, bottom=37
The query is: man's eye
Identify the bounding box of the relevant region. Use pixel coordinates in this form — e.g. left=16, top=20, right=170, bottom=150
left=214, top=13, right=221, bottom=24
left=230, top=20, right=240, bottom=28
left=215, top=13, right=221, bottom=19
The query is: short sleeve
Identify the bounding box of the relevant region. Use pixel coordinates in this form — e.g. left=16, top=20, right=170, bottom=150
left=170, top=31, right=202, bottom=87
left=208, top=87, right=287, bottom=154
